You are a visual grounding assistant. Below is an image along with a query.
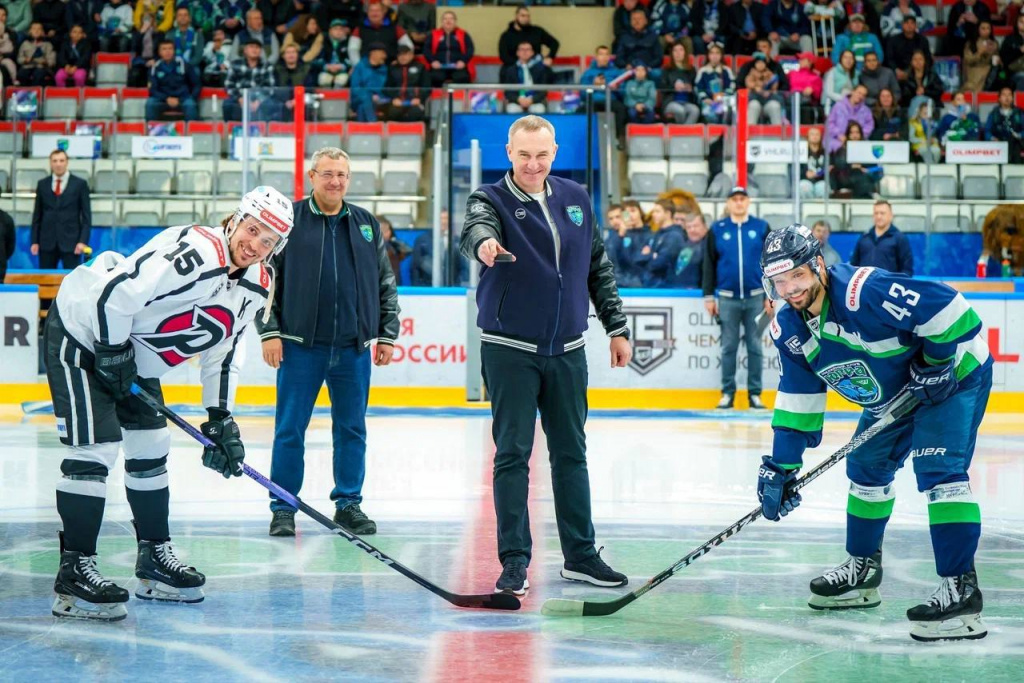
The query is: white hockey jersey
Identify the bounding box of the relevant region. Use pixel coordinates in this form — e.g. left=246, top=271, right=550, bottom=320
left=55, top=225, right=271, bottom=411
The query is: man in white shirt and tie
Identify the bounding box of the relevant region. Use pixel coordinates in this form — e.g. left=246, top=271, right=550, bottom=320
left=30, top=149, right=93, bottom=269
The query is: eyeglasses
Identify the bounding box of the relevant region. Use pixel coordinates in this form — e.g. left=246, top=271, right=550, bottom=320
left=311, top=170, right=350, bottom=181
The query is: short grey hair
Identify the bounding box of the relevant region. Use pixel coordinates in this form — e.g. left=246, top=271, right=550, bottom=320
left=311, top=146, right=350, bottom=171
left=507, top=115, right=555, bottom=145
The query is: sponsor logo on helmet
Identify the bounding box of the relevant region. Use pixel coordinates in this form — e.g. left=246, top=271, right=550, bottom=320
left=846, top=267, right=874, bottom=311
left=259, top=208, right=289, bottom=234
left=763, top=259, right=795, bottom=277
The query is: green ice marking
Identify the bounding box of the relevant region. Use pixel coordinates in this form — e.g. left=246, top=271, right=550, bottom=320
left=846, top=494, right=895, bottom=520
left=771, top=409, right=824, bottom=433
left=928, top=501, right=982, bottom=525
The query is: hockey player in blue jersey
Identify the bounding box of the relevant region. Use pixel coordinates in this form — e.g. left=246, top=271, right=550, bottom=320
left=756, top=224, right=992, bottom=642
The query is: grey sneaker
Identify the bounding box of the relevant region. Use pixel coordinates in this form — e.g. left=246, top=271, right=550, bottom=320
left=748, top=394, right=767, bottom=410
left=495, top=559, right=529, bottom=595
left=334, top=503, right=377, bottom=535
left=269, top=510, right=296, bottom=537
left=716, top=393, right=734, bottom=409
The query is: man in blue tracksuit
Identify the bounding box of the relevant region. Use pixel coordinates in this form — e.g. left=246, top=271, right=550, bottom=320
left=349, top=43, right=389, bottom=121
left=256, top=146, right=401, bottom=538
left=701, top=186, right=772, bottom=409
left=146, top=39, right=201, bottom=121
left=460, top=115, right=632, bottom=596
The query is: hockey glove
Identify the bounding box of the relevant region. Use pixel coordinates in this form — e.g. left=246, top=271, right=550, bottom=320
left=909, top=357, right=959, bottom=406
left=757, top=456, right=802, bottom=522
left=200, top=408, right=245, bottom=478
left=93, top=341, right=137, bottom=400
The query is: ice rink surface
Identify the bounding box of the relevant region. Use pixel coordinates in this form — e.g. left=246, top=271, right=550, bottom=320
left=1, top=407, right=1022, bottom=682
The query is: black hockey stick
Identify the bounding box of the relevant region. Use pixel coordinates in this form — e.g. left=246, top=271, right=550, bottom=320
left=130, top=384, right=521, bottom=611
left=542, top=391, right=919, bottom=617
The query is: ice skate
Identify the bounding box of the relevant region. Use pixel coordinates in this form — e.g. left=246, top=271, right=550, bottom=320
left=908, top=570, right=987, bottom=642
left=808, top=551, right=882, bottom=610
left=135, top=540, right=206, bottom=603
left=52, top=547, right=130, bottom=622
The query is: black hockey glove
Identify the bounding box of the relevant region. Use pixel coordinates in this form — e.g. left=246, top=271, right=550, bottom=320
left=909, top=356, right=958, bottom=406
left=757, top=456, right=802, bottom=522
left=93, top=341, right=137, bottom=400
left=200, top=408, right=245, bottom=478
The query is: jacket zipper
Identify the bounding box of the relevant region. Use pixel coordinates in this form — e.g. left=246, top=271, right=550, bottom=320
left=311, top=218, right=326, bottom=340
left=495, top=282, right=511, bottom=329
left=548, top=208, right=563, bottom=356
left=737, top=220, right=745, bottom=298
left=331, top=222, right=340, bottom=346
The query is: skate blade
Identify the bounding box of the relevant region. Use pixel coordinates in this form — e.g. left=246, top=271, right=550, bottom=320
left=910, top=614, right=988, bottom=642
left=808, top=588, right=881, bottom=610
left=52, top=593, right=128, bottom=622
left=135, top=579, right=205, bottom=603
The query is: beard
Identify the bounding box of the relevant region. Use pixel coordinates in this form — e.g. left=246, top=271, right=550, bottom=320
left=784, top=278, right=822, bottom=312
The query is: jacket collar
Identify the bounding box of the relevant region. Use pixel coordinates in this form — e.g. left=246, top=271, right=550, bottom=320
left=504, top=170, right=552, bottom=202
left=308, top=194, right=350, bottom=217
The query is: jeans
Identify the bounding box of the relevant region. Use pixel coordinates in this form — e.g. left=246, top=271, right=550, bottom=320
left=799, top=179, right=826, bottom=198
left=718, top=294, right=765, bottom=395
left=269, top=341, right=372, bottom=512
left=146, top=97, right=199, bottom=121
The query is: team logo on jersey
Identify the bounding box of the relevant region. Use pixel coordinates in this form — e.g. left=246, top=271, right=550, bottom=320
left=722, top=231, right=732, bottom=240
left=818, top=360, right=881, bottom=404
left=515, top=208, right=527, bottom=219
left=785, top=335, right=803, bottom=356
left=359, top=224, right=374, bottom=242
left=624, top=307, right=675, bottom=376
left=566, top=205, right=584, bottom=226
left=134, top=305, right=235, bottom=366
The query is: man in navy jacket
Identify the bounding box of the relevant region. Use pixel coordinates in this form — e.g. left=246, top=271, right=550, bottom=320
left=146, top=40, right=201, bottom=121
left=460, top=115, right=632, bottom=596
left=850, top=199, right=914, bottom=275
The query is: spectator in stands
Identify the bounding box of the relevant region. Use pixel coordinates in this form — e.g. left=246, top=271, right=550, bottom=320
left=258, top=0, right=297, bottom=41
left=6, top=0, right=31, bottom=39
left=425, top=10, right=473, bottom=87
left=660, top=42, right=699, bottom=123
left=501, top=41, right=551, bottom=114
left=129, top=9, right=164, bottom=88
left=16, top=22, right=54, bottom=86
left=275, top=42, right=312, bottom=88
left=826, top=83, right=874, bottom=151
left=396, top=0, right=433, bottom=55
left=696, top=0, right=727, bottom=56
left=146, top=39, right=200, bottom=121
left=383, top=44, right=428, bottom=121
left=702, top=186, right=771, bottom=411
left=899, top=49, right=943, bottom=108
left=744, top=53, right=786, bottom=124
left=696, top=43, right=735, bottom=123
left=134, top=0, right=173, bottom=35
left=283, top=15, right=325, bottom=65
left=350, top=42, right=389, bottom=121
left=98, top=0, right=134, bottom=53
left=859, top=51, right=900, bottom=106
left=936, top=90, right=982, bottom=143
left=603, top=203, right=628, bottom=278
left=725, top=0, right=765, bottom=56
left=190, top=0, right=217, bottom=37
left=908, top=95, right=941, bottom=161
left=963, top=20, right=999, bottom=93
left=880, top=0, right=925, bottom=37
left=317, top=19, right=359, bottom=88
left=0, top=202, right=12, bottom=283
left=762, top=0, right=813, bottom=56
left=824, top=49, right=858, bottom=106
left=736, top=37, right=789, bottom=88
left=984, top=86, right=1024, bottom=163
left=850, top=199, right=913, bottom=275
left=215, top=0, right=250, bottom=39
left=223, top=37, right=280, bottom=121
left=379, top=216, right=411, bottom=285
left=830, top=121, right=877, bottom=198
left=800, top=126, right=827, bottom=198
left=831, top=14, right=882, bottom=70
left=0, top=8, right=16, bottom=87
left=616, top=9, right=662, bottom=74
left=411, top=210, right=467, bottom=286
left=885, top=15, right=931, bottom=79
left=316, top=0, right=363, bottom=44
left=32, top=0, right=64, bottom=40
left=999, top=14, right=1024, bottom=91
left=64, top=0, right=95, bottom=41
left=30, top=149, right=92, bottom=270
left=651, top=0, right=696, bottom=57
left=202, top=28, right=233, bottom=86
left=167, top=7, right=204, bottom=69
left=673, top=210, right=708, bottom=289
left=871, top=87, right=907, bottom=141
left=624, top=62, right=657, bottom=123
left=355, top=1, right=412, bottom=63
left=637, top=200, right=686, bottom=288
left=613, top=0, right=647, bottom=52
left=615, top=199, right=651, bottom=288
left=944, top=0, right=991, bottom=58
left=55, top=24, right=91, bottom=88
left=811, top=220, right=841, bottom=266
left=581, top=45, right=628, bottom=139
left=499, top=5, right=559, bottom=68
left=789, top=52, right=823, bottom=118
left=232, top=9, right=280, bottom=64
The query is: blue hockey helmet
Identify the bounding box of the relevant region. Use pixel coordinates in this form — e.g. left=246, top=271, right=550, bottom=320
left=760, top=223, right=823, bottom=300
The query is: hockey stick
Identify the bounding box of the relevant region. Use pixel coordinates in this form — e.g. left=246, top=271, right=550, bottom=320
left=542, top=391, right=919, bottom=617
left=129, top=384, right=521, bottom=612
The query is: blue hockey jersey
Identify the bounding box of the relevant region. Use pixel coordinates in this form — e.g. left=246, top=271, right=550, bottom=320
left=768, top=264, right=992, bottom=468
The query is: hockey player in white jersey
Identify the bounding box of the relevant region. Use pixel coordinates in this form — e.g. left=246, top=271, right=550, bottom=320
left=44, top=186, right=294, bottom=621
left=757, top=224, right=992, bottom=642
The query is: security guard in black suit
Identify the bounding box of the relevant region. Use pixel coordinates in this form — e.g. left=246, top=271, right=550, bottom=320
left=30, top=149, right=93, bottom=269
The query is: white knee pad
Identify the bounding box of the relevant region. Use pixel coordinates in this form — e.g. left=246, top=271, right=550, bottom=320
left=122, top=427, right=170, bottom=462
left=57, top=442, right=120, bottom=499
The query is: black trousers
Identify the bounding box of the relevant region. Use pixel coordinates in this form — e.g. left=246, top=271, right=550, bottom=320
left=39, top=249, right=81, bottom=270
left=482, top=343, right=596, bottom=567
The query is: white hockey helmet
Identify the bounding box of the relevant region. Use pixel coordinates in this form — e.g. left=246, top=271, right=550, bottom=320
left=235, top=186, right=294, bottom=258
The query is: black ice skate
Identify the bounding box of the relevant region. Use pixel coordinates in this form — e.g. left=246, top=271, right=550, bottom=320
left=808, top=550, right=883, bottom=610
left=135, top=540, right=206, bottom=603
left=907, top=570, right=987, bottom=642
left=52, top=539, right=130, bottom=621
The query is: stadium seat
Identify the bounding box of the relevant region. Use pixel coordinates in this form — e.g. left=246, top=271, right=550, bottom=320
left=82, top=88, right=120, bottom=120
left=316, top=90, right=350, bottom=121
left=135, top=160, right=175, bottom=195
left=199, top=88, right=228, bottom=121
left=42, top=88, right=80, bottom=120
left=121, top=199, right=163, bottom=226
left=347, top=156, right=380, bottom=196
left=119, top=89, right=150, bottom=121
left=976, top=92, right=998, bottom=124
left=28, top=121, right=68, bottom=155
left=627, top=159, right=669, bottom=196
left=95, top=53, right=131, bottom=86
left=226, top=121, right=267, bottom=159
left=626, top=124, right=666, bottom=158
left=259, top=160, right=295, bottom=192
left=111, top=122, right=146, bottom=158
left=305, top=123, right=345, bottom=154
left=878, top=163, right=918, bottom=199
left=750, top=163, right=791, bottom=198
left=667, top=125, right=705, bottom=159
left=381, top=158, right=421, bottom=195
left=972, top=203, right=997, bottom=230
left=91, top=199, right=115, bottom=226
left=206, top=199, right=238, bottom=226
left=756, top=202, right=797, bottom=230
left=268, top=122, right=295, bottom=138
left=375, top=200, right=416, bottom=228
left=0, top=122, right=26, bottom=156
left=0, top=159, right=9, bottom=193
left=1002, top=165, right=1024, bottom=199
left=164, top=199, right=205, bottom=226
left=959, top=165, right=1000, bottom=200
left=186, top=121, right=225, bottom=157
left=5, top=87, right=42, bottom=121
left=931, top=204, right=972, bottom=232
left=473, top=56, right=503, bottom=84
left=385, top=122, right=426, bottom=157
left=895, top=203, right=928, bottom=232
left=346, top=122, right=384, bottom=157
left=71, top=121, right=109, bottom=155
left=918, top=164, right=958, bottom=198
left=216, top=160, right=253, bottom=196
left=93, top=159, right=133, bottom=194
left=668, top=160, right=709, bottom=197
left=13, top=158, right=51, bottom=192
